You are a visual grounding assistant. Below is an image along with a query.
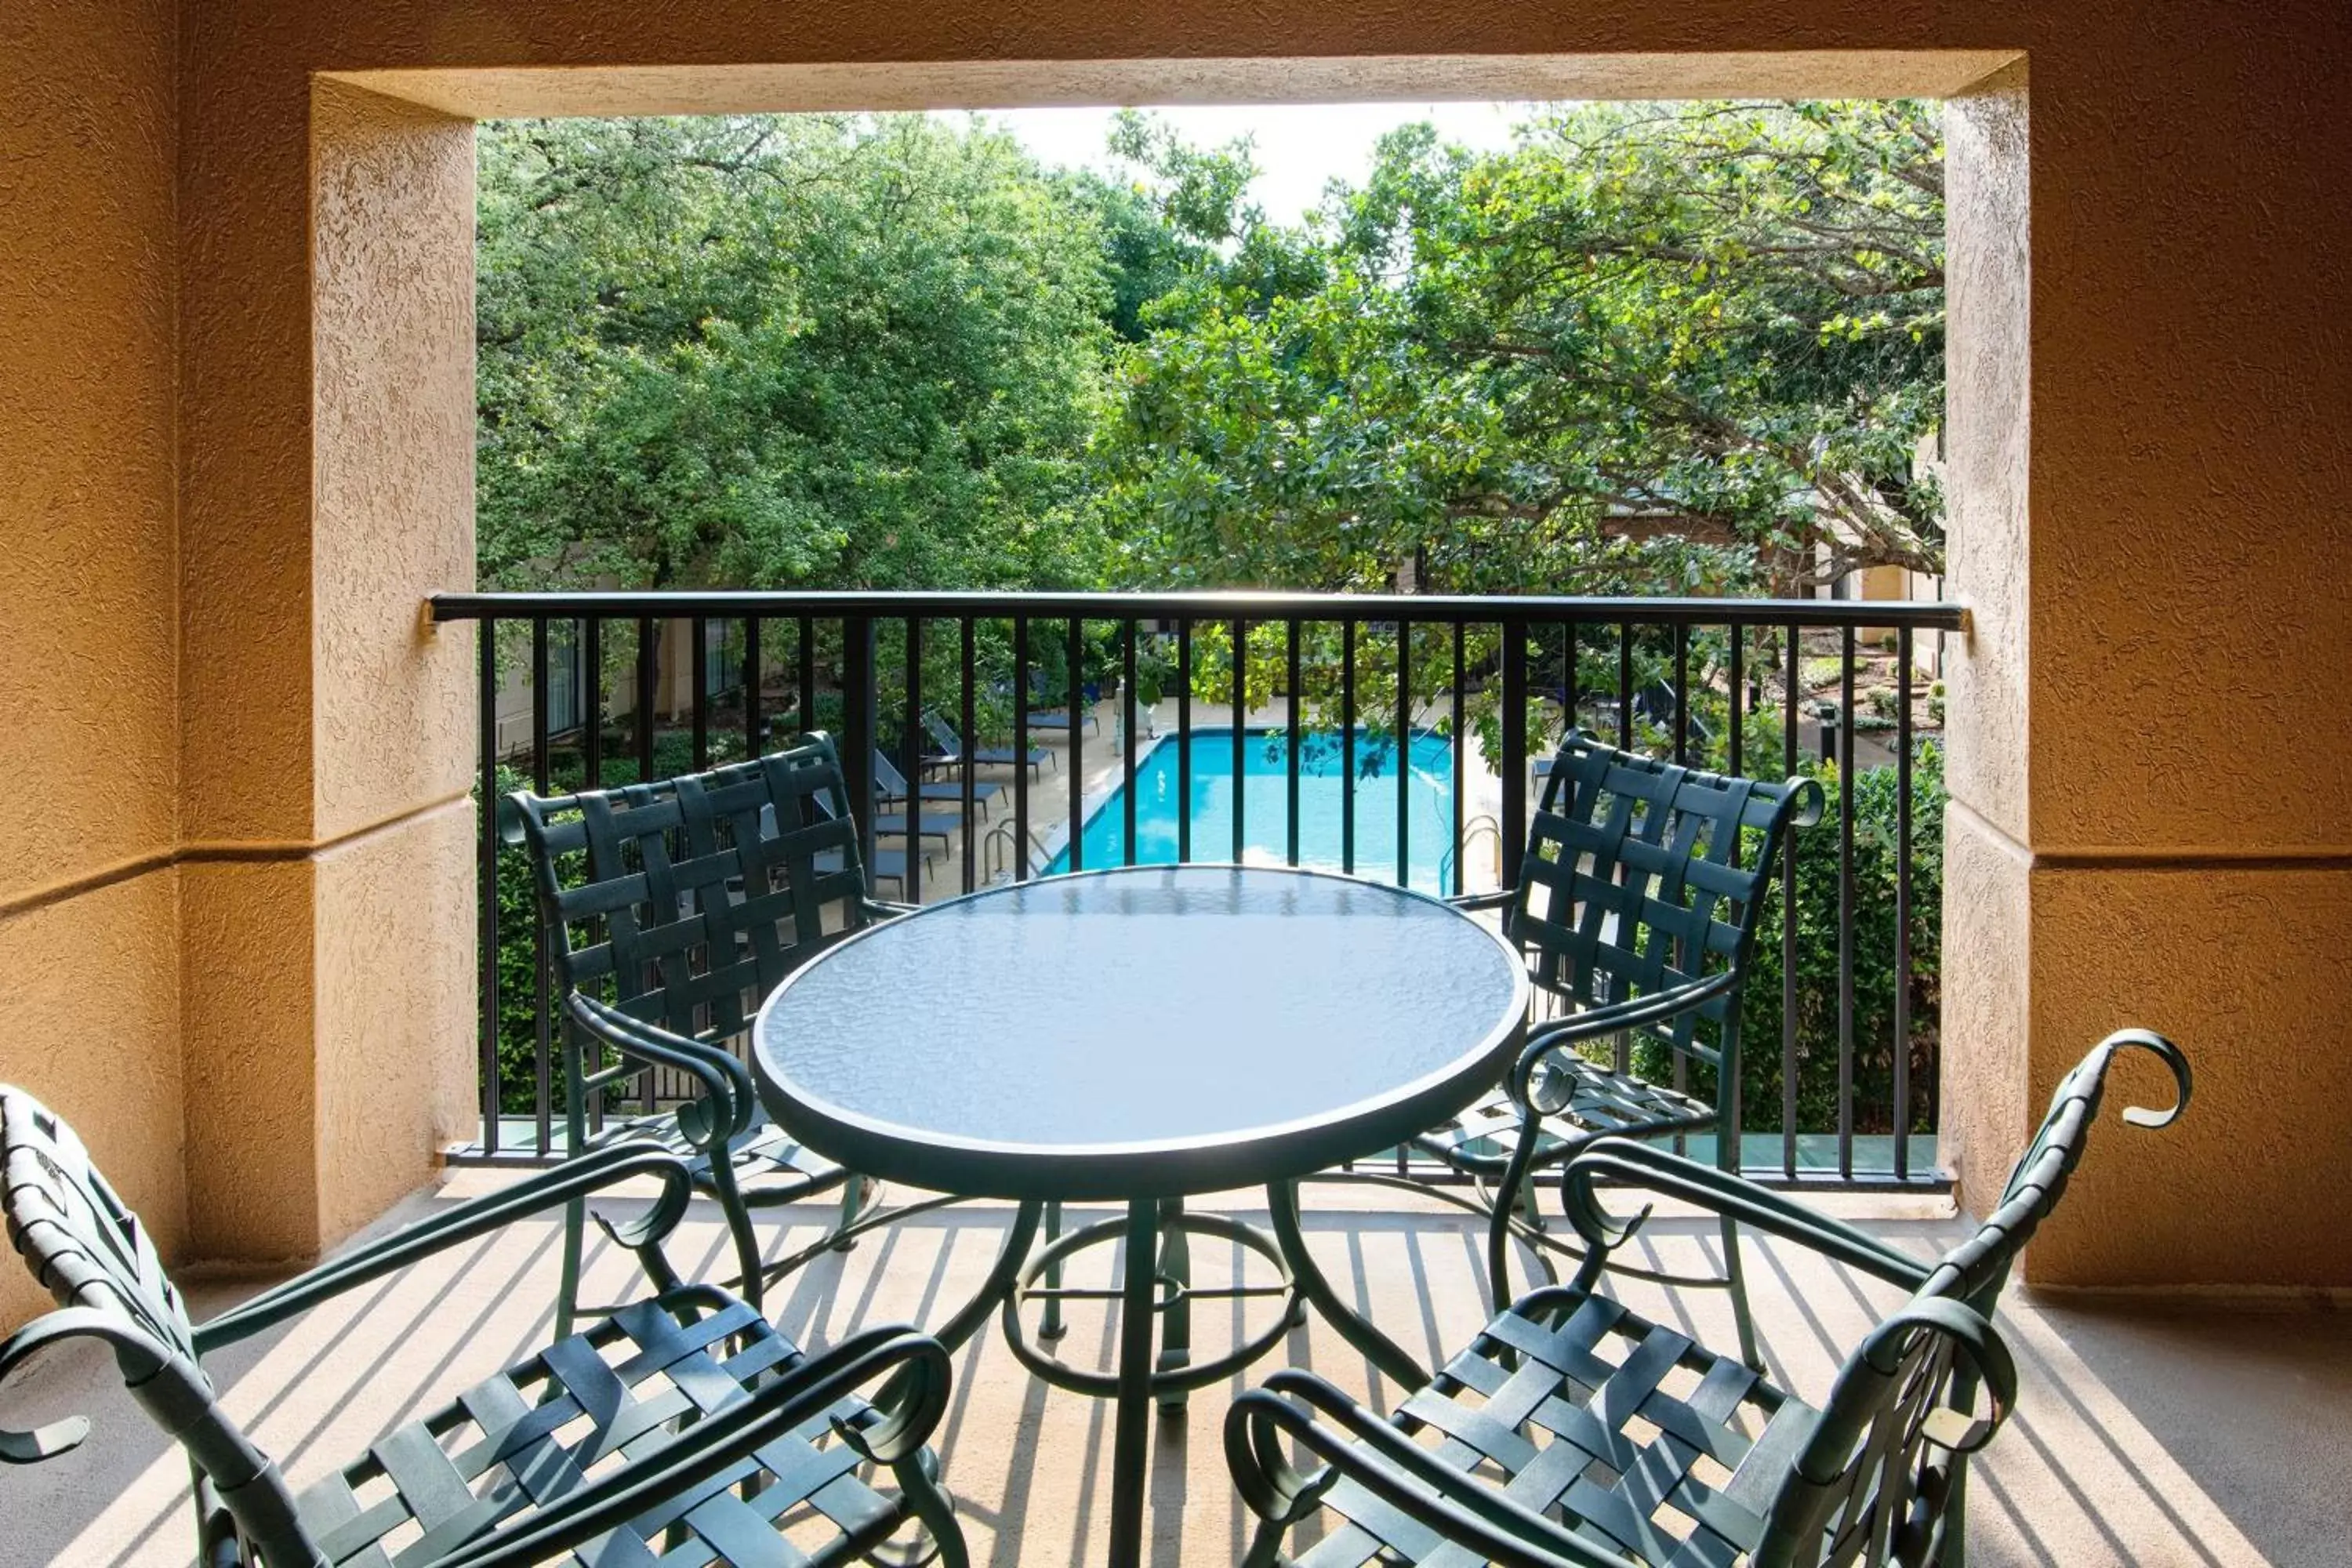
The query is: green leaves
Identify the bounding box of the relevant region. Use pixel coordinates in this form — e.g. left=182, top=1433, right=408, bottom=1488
left=477, top=114, right=1115, bottom=594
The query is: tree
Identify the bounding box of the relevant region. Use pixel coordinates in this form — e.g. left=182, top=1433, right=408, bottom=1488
left=476, top=114, right=1118, bottom=593
left=1091, top=100, right=1947, bottom=598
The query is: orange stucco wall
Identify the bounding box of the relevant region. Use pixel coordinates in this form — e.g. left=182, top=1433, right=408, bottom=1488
left=2, top=0, right=2347, bottom=1323
left=0, top=0, right=183, bottom=1331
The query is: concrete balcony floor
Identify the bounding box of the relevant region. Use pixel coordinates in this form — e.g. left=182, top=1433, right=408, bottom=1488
left=5, top=1175, right=2344, bottom=1566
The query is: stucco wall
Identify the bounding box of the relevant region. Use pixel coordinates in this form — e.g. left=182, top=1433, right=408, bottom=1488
left=0, top=0, right=181, bottom=1331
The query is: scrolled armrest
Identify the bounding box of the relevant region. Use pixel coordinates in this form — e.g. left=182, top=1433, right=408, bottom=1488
left=1509, top=970, right=1738, bottom=1109
left=1556, top=1138, right=1932, bottom=1294
left=568, top=993, right=757, bottom=1145
left=1225, top=1369, right=1627, bottom=1568
left=193, top=1141, right=694, bottom=1353
left=430, top=1323, right=952, bottom=1568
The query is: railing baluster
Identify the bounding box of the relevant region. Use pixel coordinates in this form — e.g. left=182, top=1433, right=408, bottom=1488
left=1341, top=619, right=1356, bottom=877
left=1728, top=625, right=1744, bottom=779
left=1617, top=620, right=1635, bottom=752
left=584, top=617, right=604, bottom=787
left=1782, top=619, right=1800, bottom=1181
left=1501, top=617, right=1528, bottom=889
left=691, top=615, right=709, bottom=771
left=531, top=617, right=553, bottom=1158
left=903, top=616, right=922, bottom=906
left=1395, top=618, right=1410, bottom=887
left=1177, top=619, right=1192, bottom=864
left=476, top=616, right=501, bottom=1157
left=1837, top=625, right=1857, bottom=1181
left=1231, top=619, right=1247, bottom=862
left=960, top=617, right=977, bottom=895
left=1450, top=622, right=1466, bottom=898
left=743, top=617, right=761, bottom=760
left=1066, top=618, right=1084, bottom=874
left=1014, top=616, right=1030, bottom=881
left=843, top=615, right=877, bottom=876
left=1563, top=619, right=1579, bottom=740
left=1894, top=624, right=1915, bottom=1179
left=1121, top=619, right=1138, bottom=866
left=797, top=615, right=815, bottom=739
left=636, top=615, right=657, bottom=784
left=1286, top=619, right=1302, bottom=868
left=1672, top=622, right=1689, bottom=765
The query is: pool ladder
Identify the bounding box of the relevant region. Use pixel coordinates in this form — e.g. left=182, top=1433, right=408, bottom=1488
left=980, top=818, right=1054, bottom=884
left=1437, top=813, right=1503, bottom=893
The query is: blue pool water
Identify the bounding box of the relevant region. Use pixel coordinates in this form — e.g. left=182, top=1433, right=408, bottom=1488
left=1043, top=728, right=1457, bottom=891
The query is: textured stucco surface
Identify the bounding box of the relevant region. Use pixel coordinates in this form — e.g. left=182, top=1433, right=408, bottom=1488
left=329, top=52, right=2021, bottom=118
left=311, top=802, right=477, bottom=1244
left=1936, top=806, right=2033, bottom=1212
left=310, top=82, right=477, bottom=841
left=180, top=858, right=321, bottom=1264
left=0, top=0, right=185, bottom=1330
left=0, top=873, right=185, bottom=1333
left=2025, top=862, right=2352, bottom=1287
left=1941, top=66, right=2030, bottom=848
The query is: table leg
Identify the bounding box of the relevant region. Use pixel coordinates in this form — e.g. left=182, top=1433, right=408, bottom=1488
left=1106, top=1197, right=1160, bottom=1568
left=930, top=1198, right=1044, bottom=1357
left=1154, top=1196, right=1190, bottom=1413
left=1265, top=1178, right=1432, bottom=1394
left=1040, top=1200, right=1067, bottom=1341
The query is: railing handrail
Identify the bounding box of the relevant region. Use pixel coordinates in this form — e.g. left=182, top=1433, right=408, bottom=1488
left=430, top=589, right=1965, bottom=631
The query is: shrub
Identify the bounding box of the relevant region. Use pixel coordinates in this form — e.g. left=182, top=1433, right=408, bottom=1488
left=1633, top=739, right=1944, bottom=1135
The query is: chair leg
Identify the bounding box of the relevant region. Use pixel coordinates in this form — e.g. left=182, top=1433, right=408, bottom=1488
left=833, top=1172, right=866, bottom=1251
left=557, top=1195, right=586, bottom=1342
left=1485, top=1121, right=1546, bottom=1315
left=1721, top=1213, right=1761, bottom=1372
left=894, top=1448, right=970, bottom=1568
left=705, top=1151, right=766, bottom=1318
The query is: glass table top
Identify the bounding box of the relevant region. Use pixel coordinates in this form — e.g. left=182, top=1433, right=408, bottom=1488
left=754, top=866, right=1525, bottom=1170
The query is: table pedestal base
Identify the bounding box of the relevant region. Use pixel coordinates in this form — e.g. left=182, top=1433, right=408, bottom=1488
left=913, top=1185, right=1437, bottom=1568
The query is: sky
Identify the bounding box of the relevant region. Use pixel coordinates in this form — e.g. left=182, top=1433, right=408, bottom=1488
left=942, top=103, right=1533, bottom=225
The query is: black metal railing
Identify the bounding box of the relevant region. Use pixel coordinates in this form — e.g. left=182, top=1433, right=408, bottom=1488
left=431, top=590, right=1965, bottom=1189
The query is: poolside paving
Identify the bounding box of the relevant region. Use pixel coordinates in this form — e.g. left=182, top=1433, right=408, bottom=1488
left=5, top=1175, right=2340, bottom=1566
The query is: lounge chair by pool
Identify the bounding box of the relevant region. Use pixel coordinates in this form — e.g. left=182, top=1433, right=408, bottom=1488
left=874, top=748, right=1001, bottom=818
left=921, top=713, right=1054, bottom=779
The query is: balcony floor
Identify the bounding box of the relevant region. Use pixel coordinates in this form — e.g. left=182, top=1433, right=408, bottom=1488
left=5, top=1175, right=2343, bottom=1566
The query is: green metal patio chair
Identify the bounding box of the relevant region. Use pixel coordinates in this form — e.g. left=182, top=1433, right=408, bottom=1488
left=1228, top=1028, right=2190, bottom=1568
left=1409, top=730, right=1820, bottom=1364
left=507, top=732, right=909, bottom=1337
left=0, top=1085, right=967, bottom=1567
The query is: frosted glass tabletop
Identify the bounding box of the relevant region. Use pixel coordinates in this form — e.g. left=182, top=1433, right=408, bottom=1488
left=753, top=865, right=1527, bottom=1200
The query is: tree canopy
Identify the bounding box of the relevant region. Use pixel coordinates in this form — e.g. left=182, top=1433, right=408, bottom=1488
left=476, top=100, right=1946, bottom=598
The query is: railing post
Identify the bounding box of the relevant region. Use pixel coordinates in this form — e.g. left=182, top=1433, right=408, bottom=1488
left=1501, top=616, right=1528, bottom=891
left=843, top=615, right=877, bottom=871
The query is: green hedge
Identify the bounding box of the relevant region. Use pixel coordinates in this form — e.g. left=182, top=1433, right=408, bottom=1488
left=1632, top=739, right=1944, bottom=1134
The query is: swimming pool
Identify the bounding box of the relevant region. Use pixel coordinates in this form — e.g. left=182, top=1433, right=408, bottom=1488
left=1043, top=727, right=1458, bottom=892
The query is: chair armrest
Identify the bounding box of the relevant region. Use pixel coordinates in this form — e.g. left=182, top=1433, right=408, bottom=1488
left=1508, top=970, right=1739, bottom=1107
left=1556, top=1138, right=1933, bottom=1294
left=191, top=1141, right=695, bottom=1354
left=862, top=896, right=919, bottom=920
left=568, top=993, right=757, bottom=1145
left=1225, top=1369, right=1628, bottom=1568
left=1446, top=888, right=1515, bottom=913
left=427, top=1323, right=952, bottom=1568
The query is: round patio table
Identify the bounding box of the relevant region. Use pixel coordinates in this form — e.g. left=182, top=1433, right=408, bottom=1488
left=752, top=863, right=1527, bottom=1568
